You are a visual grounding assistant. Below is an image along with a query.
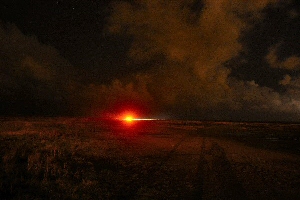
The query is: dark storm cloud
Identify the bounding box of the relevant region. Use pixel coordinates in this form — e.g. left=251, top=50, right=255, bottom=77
left=1, top=0, right=300, bottom=121
left=0, top=22, right=84, bottom=116
left=289, top=9, right=299, bottom=19
left=266, top=43, right=300, bottom=70
left=106, top=0, right=248, bottom=108
left=279, top=74, right=300, bottom=113
left=0, top=20, right=151, bottom=117
left=96, top=0, right=300, bottom=121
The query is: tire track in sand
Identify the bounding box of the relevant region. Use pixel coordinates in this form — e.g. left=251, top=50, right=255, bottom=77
left=192, top=138, right=247, bottom=200
left=134, top=130, right=193, bottom=199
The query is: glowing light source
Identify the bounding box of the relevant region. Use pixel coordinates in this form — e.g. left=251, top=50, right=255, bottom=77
left=124, top=115, right=134, bottom=122
left=115, top=110, right=158, bottom=124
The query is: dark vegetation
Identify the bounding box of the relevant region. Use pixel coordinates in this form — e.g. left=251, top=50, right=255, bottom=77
left=0, top=118, right=300, bottom=199
left=0, top=118, right=139, bottom=199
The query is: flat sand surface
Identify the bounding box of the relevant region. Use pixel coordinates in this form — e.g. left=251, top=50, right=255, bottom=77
left=1, top=118, right=300, bottom=199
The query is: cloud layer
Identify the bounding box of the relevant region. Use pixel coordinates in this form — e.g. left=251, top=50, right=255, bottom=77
left=1, top=0, right=300, bottom=121
left=0, top=22, right=83, bottom=115
left=102, top=0, right=300, bottom=120
left=266, top=43, right=300, bottom=70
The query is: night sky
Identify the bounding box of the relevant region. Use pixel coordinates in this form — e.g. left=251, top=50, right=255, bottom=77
left=1, top=0, right=300, bottom=121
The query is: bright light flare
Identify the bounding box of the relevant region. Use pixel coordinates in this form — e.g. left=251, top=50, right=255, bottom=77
left=128, top=118, right=157, bottom=121
left=122, top=117, right=158, bottom=123
left=117, top=113, right=157, bottom=123
left=124, top=115, right=134, bottom=122
left=114, top=110, right=159, bottom=125
left=116, top=112, right=137, bottom=124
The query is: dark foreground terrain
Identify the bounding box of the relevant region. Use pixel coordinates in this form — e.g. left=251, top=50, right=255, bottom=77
left=0, top=118, right=300, bottom=199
